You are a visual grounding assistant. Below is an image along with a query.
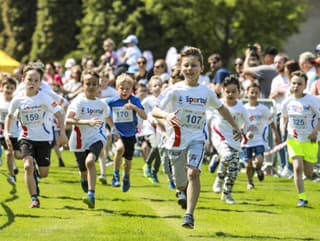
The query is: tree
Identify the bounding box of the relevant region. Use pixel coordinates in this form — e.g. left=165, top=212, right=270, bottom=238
left=30, top=0, right=82, bottom=62
left=0, top=0, right=36, bottom=62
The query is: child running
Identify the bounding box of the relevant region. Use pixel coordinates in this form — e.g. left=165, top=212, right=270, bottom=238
left=280, top=70, right=320, bottom=207
left=242, top=82, right=280, bottom=189
left=211, top=75, right=252, bottom=204
left=5, top=63, right=68, bottom=208
left=106, top=73, right=147, bottom=192
left=152, top=47, right=241, bottom=229
left=66, top=69, right=116, bottom=208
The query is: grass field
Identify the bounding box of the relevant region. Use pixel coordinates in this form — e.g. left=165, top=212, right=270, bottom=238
left=0, top=150, right=319, bottom=241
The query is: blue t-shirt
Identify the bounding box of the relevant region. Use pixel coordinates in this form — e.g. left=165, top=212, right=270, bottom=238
left=105, top=95, right=144, bottom=137
left=214, top=67, right=230, bottom=84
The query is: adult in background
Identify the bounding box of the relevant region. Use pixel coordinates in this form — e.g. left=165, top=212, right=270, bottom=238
left=298, top=51, right=317, bottom=93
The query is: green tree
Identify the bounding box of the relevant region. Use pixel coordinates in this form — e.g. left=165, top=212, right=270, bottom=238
left=144, top=0, right=308, bottom=65
left=30, top=0, right=82, bottom=62
left=0, top=0, right=36, bottom=62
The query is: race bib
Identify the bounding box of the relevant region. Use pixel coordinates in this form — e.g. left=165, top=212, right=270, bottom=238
left=20, top=110, right=42, bottom=125
left=0, top=110, right=7, bottom=122
left=289, top=115, right=307, bottom=130
left=181, top=109, right=206, bottom=130
left=113, top=107, right=133, bottom=123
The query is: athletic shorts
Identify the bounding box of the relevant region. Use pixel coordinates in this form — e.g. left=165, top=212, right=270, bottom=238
left=167, top=141, right=205, bottom=188
left=121, top=136, right=136, bottom=161
left=287, top=139, right=318, bottom=163
left=242, top=145, right=265, bottom=160
left=19, top=139, right=52, bottom=167
left=0, top=137, right=20, bottom=151
left=74, top=141, right=103, bottom=172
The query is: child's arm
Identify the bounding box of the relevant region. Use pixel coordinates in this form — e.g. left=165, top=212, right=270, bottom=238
left=54, top=111, right=68, bottom=146
left=124, top=99, right=147, bottom=120
left=308, top=117, right=320, bottom=143
left=152, top=106, right=181, bottom=127
left=105, top=116, right=119, bottom=141
left=280, top=114, right=288, bottom=140
left=217, top=104, right=242, bottom=141
left=66, top=111, right=102, bottom=127
left=270, top=121, right=281, bottom=145
left=4, top=113, right=14, bottom=151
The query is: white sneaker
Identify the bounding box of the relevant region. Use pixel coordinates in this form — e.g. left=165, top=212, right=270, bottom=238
left=98, top=175, right=107, bottom=185
left=221, top=192, right=236, bottom=204
left=281, top=167, right=293, bottom=178
left=213, top=177, right=223, bottom=193
left=7, top=176, right=16, bottom=184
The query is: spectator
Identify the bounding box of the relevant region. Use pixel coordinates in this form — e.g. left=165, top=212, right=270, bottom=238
left=44, top=62, right=63, bottom=87
left=63, top=58, right=76, bottom=85
left=134, top=56, right=149, bottom=86
left=100, top=38, right=119, bottom=67
left=152, top=59, right=170, bottom=84
left=298, top=51, right=317, bottom=93
left=315, top=43, right=320, bottom=58
left=121, top=34, right=142, bottom=73
left=263, top=46, right=278, bottom=65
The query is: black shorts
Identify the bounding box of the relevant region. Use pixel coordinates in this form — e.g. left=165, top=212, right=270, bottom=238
left=136, top=135, right=151, bottom=148
left=19, top=139, right=52, bottom=167
left=0, top=137, right=20, bottom=150
left=74, top=141, right=103, bottom=172
left=121, top=136, right=136, bottom=161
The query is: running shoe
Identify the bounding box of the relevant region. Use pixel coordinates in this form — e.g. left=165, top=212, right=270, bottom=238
left=98, top=175, right=107, bottom=185
left=176, top=190, right=187, bottom=209
left=208, top=154, right=219, bottom=173
left=59, top=158, right=65, bottom=167
left=150, top=173, right=159, bottom=184
left=111, top=175, right=121, bottom=187
left=122, top=176, right=130, bottom=192
left=221, top=192, right=236, bottom=204
left=143, top=164, right=152, bottom=178
left=83, top=195, right=95, bottom=208
left=182, top=213, right=194, bottom=229
left=29, top=199, right=40, bottom=208
left=247, top=181, right=255, bottom=190
left=256, top=168, right=265, bottom=181
left=213, top=177, right=223, bottom=193
left=168, top=181, right=176, bottom=189
left=7, top=175, right=16, bottom=184
left=297, top=199, right=308, bottom=207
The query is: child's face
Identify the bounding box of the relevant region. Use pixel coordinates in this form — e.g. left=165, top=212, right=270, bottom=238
left=290, top=76, right=306, bottom=96
left=24, top=70, right=41, bottom=93
left=82, top=75, right=99, bottom=99
left=2, top=83, right=15, bottom=97
left=180, top=56, right=202, bottom=83
left=117, top=82, right=133, bottom=99
left=246, top=87, right=260, bottom=100
left=222, top=84, right=239, bottom=102
left=99, top=76, right=109, bottom=89
left=149, top=79, right=162, bottom=97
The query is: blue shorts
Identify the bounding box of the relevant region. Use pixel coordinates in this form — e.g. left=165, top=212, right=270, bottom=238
left=242, top=145, right=265, bottom=161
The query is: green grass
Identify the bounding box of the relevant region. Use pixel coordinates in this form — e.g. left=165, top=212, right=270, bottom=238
left=0, top=150, right=320, bottom=241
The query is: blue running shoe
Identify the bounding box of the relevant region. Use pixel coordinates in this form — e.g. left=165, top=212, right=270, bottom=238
left=150, top=173, right=159, bottom=184
left=208, top=154, right=219, bottom=173
left=122, top=176, right=130, bottom=192
left=182, top=213, right=194, bottom=229
left=143, top=164, right=152, bottom=177
left=297, top=199, right=308, bottom=207
left=83, top=194, right=95, bottom=209
left=168, top=180, right=176, bottom=189
left=111, top=175, right=121, bottom=187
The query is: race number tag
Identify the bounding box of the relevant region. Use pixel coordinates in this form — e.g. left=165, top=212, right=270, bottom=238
left=113, top=107, right=133, bottom=123
left=181, top=109, right=205, bottom=130
left=20, top=110, right=41, bottom=125
left=290, top=115, right=306, bottom=130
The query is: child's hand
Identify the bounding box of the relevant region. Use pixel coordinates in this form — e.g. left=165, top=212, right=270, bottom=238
left=124, top=100, right=136, bottom=111
left=308, top=129, right=318, bottom=143
left=246, top=131, right=254, bottom=139
left=166, top=110, right=181, bottom=127
left=89, top=117, right=103, bottom=127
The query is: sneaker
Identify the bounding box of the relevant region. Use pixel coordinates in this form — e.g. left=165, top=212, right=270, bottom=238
left=256, top=168, right=264, bottom=181
left=7, top=176, right=16, bottom=184
left=150, top=173, right=159, bottom=184
left=29, top=199, right=40, bottom=208
left=111, top=175, right=121, bottom=187
left=143, top=164, right=152, bottom=178
left=80, top=179, right=88, bottom=193
left=83, top=195, right=95, bottom=208
left=281, top=167, right=293, bottom=178
left=208, top=154, right=219, bottom=173
left=181, top=213, right=194, bottom=229
left=122, top=176, right=130, bottom=192
left=297, top=199, right=308, bottom=207
left=176, top=190, right=187, bottom=209
left=213, top=177, right=224, bottom=193
left=168, top=180, right=176, bottom=189
left=98, top=175, right=107, bottom=185
left=58, top=158, right=65, bottom=167
left=13, top=167, right=19, bottom=175
left=221, top=192, right=236, bottom=204
left=247, top=182, right=255, bottom=190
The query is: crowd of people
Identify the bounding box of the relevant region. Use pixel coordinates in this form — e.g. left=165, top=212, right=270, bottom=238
left=1, top=34, right=320, bottom=229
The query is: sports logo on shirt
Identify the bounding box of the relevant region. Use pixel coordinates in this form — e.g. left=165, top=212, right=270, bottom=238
left=179, top=95, right=207, bottom=106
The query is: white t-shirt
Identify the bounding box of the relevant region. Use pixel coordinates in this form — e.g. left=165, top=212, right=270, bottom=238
left=100, top=86, right=118, bottom=99
left=0, top=93, right=19, bottom=138
left=210, top=99, right=250, bottom=151
left=158, top=81, right=222, bottom=150
left=67, top=96, right=110, bottom=152
left=270, top=74, right=290, bottom=113
left=8, top=91, right=62, bottom=141
left=281, top=94, right=320, bottom=142
left=141, top=95, right=158, bottom=136
left=242, top=103, right=272, bottom=147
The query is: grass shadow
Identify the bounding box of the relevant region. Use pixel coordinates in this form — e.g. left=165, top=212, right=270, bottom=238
left=0, top=202, right=15, bottom=230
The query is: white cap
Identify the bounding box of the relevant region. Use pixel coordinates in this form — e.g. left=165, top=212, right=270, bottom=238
left=123, top=35, right=138, bottom=44
left=316, top=43, right=320, bottom=52
left=65, top=58, right=76, bottom=68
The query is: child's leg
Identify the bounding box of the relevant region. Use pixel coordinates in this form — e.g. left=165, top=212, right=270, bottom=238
left=6, top=149, right=15, bottom=177
left=292, top=156, right=304, bottom=194
left=246, top=159, right=254, bottom=182
left=86, top=153, right=97, bottom=191
left=114, top=138, right=125, bottom=172
left=98, top=148, right=106, bottom=176
left=23, top=156, right=38, bottom=197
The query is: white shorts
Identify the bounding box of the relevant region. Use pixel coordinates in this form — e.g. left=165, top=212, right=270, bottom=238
left=167, top=141, right=205, bottom=188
